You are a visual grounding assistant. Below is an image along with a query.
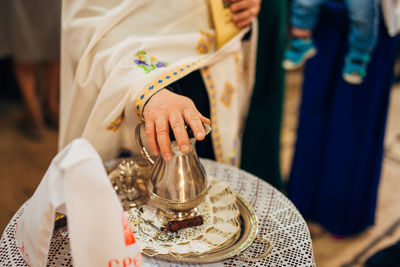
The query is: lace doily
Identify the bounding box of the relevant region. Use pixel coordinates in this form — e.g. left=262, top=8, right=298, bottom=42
left=0, top=159, right=315, bottom=267
left=127, top=177, right=241, bottom=256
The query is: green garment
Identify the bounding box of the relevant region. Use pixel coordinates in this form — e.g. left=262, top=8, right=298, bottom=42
left=240, top=0, right=287, bottom=190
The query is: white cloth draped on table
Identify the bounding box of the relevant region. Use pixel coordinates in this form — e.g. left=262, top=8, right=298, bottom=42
left=60, top=0, right=257, bottom=165
left=14, top=139, right=143, bottom=267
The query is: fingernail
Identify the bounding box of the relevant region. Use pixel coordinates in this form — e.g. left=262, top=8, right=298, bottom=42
left=197, top=131, right=205, bottom=139
left=181, top=144, right=189, bottom=153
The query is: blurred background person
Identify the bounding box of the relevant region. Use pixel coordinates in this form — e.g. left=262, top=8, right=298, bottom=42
left=287, top=0, right=399, bottom=237
left=3, top=0, right=61, bottom=140
left=282, top=0, right=379, bottom=85
left=240, top=0, right=287, bottom=190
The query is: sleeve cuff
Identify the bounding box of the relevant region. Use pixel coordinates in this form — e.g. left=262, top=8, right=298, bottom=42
left=133, top=59, right=205, bottom=120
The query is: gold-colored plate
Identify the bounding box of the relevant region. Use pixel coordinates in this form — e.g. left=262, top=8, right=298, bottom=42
left=141, top=193, right=258, bottom=263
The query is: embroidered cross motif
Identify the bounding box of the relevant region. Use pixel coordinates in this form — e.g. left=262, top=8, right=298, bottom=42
left=196, top=31, right=215, bottom=54
left=220, top=81, right=235, bottom=107
left=106, top=112, right=125, bottom=132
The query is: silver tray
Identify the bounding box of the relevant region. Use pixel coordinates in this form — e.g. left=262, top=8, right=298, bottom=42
left=141, top=193, right=258, bottom=263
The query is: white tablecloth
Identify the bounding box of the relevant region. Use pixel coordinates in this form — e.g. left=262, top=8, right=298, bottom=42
left=0, top=159, right=315, bottom=266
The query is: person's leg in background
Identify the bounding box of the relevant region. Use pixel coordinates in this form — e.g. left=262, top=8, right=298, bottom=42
left=43, top=61, right=60, bottom=128
left=13, top=62, right=44, bottom=139
left=291, top=0, right=327, bottom=34
left=283, top=0, right=328, bottom=70
left=342, top=0, right=379, bottom=84
left=288, top=2, right=399, bottom=236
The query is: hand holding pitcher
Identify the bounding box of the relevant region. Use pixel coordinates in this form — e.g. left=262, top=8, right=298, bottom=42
left=142, top=89, right=211, bottom=161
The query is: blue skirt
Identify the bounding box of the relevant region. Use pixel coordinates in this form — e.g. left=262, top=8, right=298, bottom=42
left=287, top=2, right=399, bottom=236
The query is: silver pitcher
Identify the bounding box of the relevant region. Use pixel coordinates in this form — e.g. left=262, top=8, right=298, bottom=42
left=135, top=123, right=211, bottom=221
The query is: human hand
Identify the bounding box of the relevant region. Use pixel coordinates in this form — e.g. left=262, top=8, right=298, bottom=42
left=228, top=0, right=261, bottom=28
left=142, top=89, right=211, bottom=161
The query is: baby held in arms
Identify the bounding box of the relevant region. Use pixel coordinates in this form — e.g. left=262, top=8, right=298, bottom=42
left=283, top=0, right=379, bottom=85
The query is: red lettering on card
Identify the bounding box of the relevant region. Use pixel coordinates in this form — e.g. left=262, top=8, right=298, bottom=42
left=108, top=253, right=143, bottom=267
left=123, top=256, right=132, bottom=267
left=108, top=259, right=119, bottom=267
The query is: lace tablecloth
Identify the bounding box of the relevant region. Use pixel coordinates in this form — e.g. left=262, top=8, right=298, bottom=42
left=0, top=159, right=315, bottom=266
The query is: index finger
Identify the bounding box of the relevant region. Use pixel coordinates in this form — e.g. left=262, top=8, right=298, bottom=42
left=183, top=108, right=206, bottom=141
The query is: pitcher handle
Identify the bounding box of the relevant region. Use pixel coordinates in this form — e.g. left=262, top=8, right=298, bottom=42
left=135, top=122, right=155, bottom=165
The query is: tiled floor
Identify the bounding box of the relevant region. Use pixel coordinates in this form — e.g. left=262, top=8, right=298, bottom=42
left=0, top=69, right=399, bottom=266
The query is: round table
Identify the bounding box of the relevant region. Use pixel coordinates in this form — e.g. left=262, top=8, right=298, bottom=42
left=0, top=159, right=315, bottom=266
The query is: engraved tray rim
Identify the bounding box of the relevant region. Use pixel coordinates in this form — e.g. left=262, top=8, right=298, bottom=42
left=141, top=193, right=258, bottom=263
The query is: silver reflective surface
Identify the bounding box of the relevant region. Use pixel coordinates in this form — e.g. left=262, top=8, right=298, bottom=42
left=136, top=123, right=211, bottom=220
left=148, top=139, right=209, bottom=217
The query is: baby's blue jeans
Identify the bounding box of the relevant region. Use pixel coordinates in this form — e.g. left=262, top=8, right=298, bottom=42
left=292, top=0, right=379, bottom=54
